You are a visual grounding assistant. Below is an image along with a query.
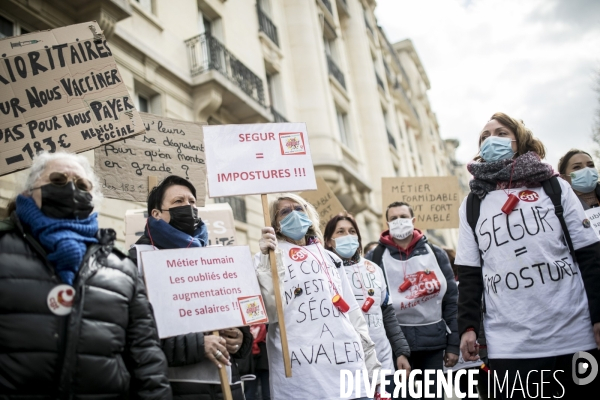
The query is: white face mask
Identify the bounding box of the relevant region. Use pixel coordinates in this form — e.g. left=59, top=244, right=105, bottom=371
left=389, top=218, right=414, bottom=240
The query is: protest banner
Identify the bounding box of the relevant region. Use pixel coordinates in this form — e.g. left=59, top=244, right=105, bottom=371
left=140, top=245, right=267, bottom=338
left=0, top=22, right=144, bottom=176
left=203, top=123, right=317, bottom=197
left=299, top=176, right=345, bottom=231
left=382, top=176, right=461, bottom=229
left=204, top=122, right=318, bottom=378
left=94, top=113, right=206, bottom=202
left=585, top=208, right=600, bottom=240
left=125, top=203, right=236, bottom=249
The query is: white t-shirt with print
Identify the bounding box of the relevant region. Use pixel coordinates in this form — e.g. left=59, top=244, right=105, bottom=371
left=343, top=257, right=395, bottom=371
left=455, top=179, right=598, bottom=358
left=258, top=241, right=366, bottom=400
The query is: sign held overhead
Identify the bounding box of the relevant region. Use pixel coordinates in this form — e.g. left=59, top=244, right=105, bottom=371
left=299, top=177, right=346, bottom=232
left=203, top=123, right=317, bottom=197
left=382, top=176, right=461, bottom=229
left=94, top=113, right=206, bottom=202
left=0, top=21, right=144, bottom=176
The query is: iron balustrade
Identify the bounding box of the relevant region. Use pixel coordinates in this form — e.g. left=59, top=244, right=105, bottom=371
left=326, top=54, right=346, bottom=89
left=271, top=106, right=288, bottom=122
left=257, top=4, right=279, bottom=47
left=387, top=129, right=397, bottom=149
left=394, top=80, right=419, bottom=121
left=214, top=196, right=247, bottom=223
left=185, top=33, right=266, bottom=107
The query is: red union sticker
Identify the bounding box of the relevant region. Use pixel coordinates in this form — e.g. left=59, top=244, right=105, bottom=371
left=238, top=295, right=268, bottom=325
left=518, top=190, right=539, bottom=202
left=47, top=284, right=75, bottom=316
left=405, top=271, right=441, bottom=300
left=279, top=132, right=306, bottom=155
left=289, top=247, right=308, bottom=262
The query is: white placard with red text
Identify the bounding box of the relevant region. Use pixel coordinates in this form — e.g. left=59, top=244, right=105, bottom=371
left=141, top=245, right=268, bottom=338
left=203, top=123, right=317, bottom=196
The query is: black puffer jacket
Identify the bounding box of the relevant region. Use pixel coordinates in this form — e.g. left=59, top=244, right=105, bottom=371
left=130, top=234, right=253, bottom=400
left=0, top=214, right=171, bottom=399
left=366, top=234, right=459, bottom=355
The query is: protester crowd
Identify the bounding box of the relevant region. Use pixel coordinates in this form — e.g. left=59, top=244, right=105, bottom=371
left=1, top=111, right=600, bottom=400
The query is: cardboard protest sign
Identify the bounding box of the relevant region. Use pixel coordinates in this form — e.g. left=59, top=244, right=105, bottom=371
left=125, top=203, right=236, bottom=248
left=299, top=176, right=345, bottom=231
left=584, top=208, right=600, bottom=240
left=382, top=176, right=461, bottom=229
left=0, top=22, right=144, bottom=176
left=141, top=245, right=267, bottom=338
left=203, top=123, right=317, bottom=197
left=94, top=113, right=206, bottom=202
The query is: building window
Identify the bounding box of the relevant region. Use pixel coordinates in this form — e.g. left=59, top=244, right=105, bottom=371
left=336, top=109, right=352, bottom=148
left=135, top=83, right=161, bottom=115
left=135, top=0, right=153, bottom=14
left=214, top=197, right=247, bottom=223
left=137, top=95, right=149, bottom=113
left=267, top=73, right=287, bottom=121
left=0, top=14, right=30, bottom=38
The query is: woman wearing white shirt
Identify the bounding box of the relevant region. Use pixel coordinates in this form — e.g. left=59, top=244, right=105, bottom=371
left=456, top=112, right=600, bottom=399
left=255, top=193, right=380, bottom=400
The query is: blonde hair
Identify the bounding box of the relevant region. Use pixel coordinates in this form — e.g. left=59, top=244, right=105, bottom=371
left=269, top=192, right=323, bottom=242
left=475, top=112, right=546, bottom=161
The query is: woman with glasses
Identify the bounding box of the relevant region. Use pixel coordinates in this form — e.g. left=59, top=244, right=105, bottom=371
left=0, top=151, right=171, bottom=398
left=456, top=113, right=600, bottom=399
left=255, top=193, right=381, bottom=400
left=323, top=213, right=411, bottom=393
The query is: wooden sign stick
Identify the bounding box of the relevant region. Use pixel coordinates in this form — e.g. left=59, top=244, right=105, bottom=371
left=261, top=194, right=292, bottom=377
left=213, top=330, right=233, bottom=400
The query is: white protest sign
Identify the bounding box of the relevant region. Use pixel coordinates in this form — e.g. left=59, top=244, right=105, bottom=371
left=0, top=22, right=144, bottom=176
left=584, top=208, right=600, bottom=240
left=203, top=123, right=317, bottom=196
left=141, top=245, right=267, bottom=338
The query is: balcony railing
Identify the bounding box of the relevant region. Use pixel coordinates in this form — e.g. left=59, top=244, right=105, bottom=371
left=321, top=0, right=333, bottom=15
left=185, top=33, right=266, bottom=107
left=271, top=106, right=288, bottom=122
left=387, top=129, right=397, bottom=149
left=214, top=196, right=247, bottom=223
left=376, top=72, right=385, bottom=91
left=257, top=4, right=279, bottom=47
left=394, top=80, right=419, bottom=122
left=326, top=54, right=346, bottom=89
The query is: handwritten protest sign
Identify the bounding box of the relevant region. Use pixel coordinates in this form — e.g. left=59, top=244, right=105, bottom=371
left=585, top=208, right=600, bottom=240
left=94, top=113, right=206, bottom=202
left=382, top=176, right=460, bottom=229
left=0, top=22, right=144, bottom=176
left=203, top=123, right=317, bottom=197
left=125, top=203, right=236, bottom=248
left=299, top=177, right=345, bottom=231
left=141, top=245, right=267, bottom=338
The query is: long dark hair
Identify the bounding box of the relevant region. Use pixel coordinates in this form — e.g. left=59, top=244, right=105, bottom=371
left=323, top=213, right=363, bottom=256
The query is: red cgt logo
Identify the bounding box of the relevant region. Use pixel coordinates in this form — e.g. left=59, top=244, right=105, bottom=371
left=289, top=247, right=308, bottom=262
left=518, top=190, right=539, bottom=202
left=405, top=271, right=441, bottom=300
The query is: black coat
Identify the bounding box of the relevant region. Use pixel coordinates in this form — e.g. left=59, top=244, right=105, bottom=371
left=130, top=234, right=253, bottom=400
left=0, top=214, right=171, bottom=399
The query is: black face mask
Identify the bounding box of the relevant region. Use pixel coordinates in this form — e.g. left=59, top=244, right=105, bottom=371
left=167, top=205, right=200, bottom=235
left=40, top=181, right=94, bottom=220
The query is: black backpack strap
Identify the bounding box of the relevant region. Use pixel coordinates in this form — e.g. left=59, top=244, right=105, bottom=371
left=466, top=192, right=486, bottom=313
left=327, top=254, right=342, bottom=269
left=371, top=244, right=385, bottom=267
left=542, top=177, right=576, bottom=261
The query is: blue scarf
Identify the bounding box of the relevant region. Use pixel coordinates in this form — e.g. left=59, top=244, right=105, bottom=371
left=15, top=195, right=98, bottom=285
left=145, top=216, right=208, bottom=249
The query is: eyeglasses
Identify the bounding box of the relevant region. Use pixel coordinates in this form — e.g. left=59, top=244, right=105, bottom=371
left=31, top=172, right=93, bottom=192
left=278, top=205, right=305, bottom=218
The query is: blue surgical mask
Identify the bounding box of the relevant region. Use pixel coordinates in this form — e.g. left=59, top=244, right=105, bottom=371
left=334, top=235, right=359, bottom=258
left=279, top=210, right=312, bottom=240
left=480, top=137, right=515, bottom=162
left=570, top=167, right=599, bottom=193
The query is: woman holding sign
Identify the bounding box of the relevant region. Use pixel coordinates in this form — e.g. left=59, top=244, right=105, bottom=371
left=456, top=112, right=600, bottom=398
left=323, top=214, right=411, bottom=386
left=256, top=193, right=381, bottom=400
left=129, top=175, right=252, bottom=400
